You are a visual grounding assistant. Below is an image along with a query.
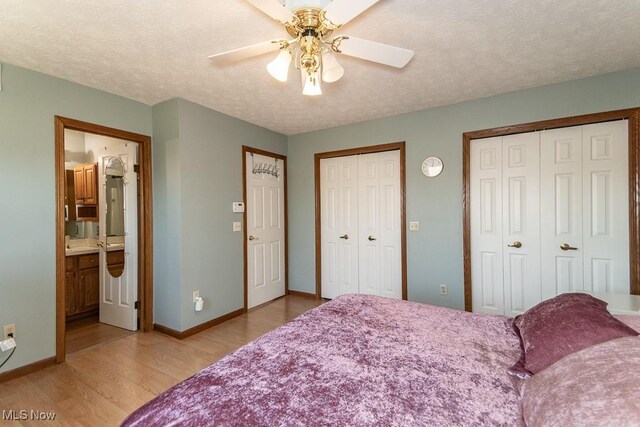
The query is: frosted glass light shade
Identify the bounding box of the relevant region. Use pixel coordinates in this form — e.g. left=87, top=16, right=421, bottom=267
left=302, top=69, right=322, bottom=96
left=267, top=50, right=292, bottom=82
left=321, top=51, right=344, bottom=83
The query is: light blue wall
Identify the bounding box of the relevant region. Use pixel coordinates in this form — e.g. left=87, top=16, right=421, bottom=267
left=0, top=63, right=152, bottom=372
left=287, top=67, right=640, bottom=310
left=154, top=99, right=287, bottom=331
left=2, top=59, right=639, bottom=373
left=151, top=99, right=182, bottom=328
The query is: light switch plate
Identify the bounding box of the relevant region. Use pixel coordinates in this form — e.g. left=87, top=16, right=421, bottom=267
left=409, top=221, right=420, bottom=231
left=232, top=202, right=245, bottom=213
left=233, top=222, right=242, bottom=232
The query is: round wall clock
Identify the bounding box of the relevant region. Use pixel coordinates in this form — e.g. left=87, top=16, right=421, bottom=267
left=422, top=156, right=444, bottom=177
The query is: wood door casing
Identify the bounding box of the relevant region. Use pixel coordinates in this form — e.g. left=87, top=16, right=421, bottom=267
left=463, top=108, right=640, bottom=312
left=55, top=116, right=154, bottom=364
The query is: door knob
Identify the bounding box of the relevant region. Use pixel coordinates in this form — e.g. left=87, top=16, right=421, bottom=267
left=368, top=236, right=377, bottom=241
left=560, top=243, right=578, bottom=251
left=339, top=234, right=349, bottom=240
left=507, top=241, right=522, bottom=248
left=249, top=235, right=258, bottom=241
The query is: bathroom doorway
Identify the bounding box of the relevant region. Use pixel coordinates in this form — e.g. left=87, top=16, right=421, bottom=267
left=55, top=117, right=153, bottom=362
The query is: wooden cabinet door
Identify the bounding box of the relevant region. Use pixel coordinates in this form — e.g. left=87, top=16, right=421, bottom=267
left=79, top=267, right=100, bottom=312
left=65, top=170, right=77, bottom=221
left=65, top=271, right=78, bottom=316
left=74, top=166, right=85, bottom=204
left=83, top=163, right=98, bottom=205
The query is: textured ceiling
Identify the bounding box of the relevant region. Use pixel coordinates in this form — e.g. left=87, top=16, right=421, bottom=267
left=1, top=0, right=640, bottom=135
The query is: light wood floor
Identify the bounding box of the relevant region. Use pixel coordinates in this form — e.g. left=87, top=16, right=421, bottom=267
left=66, top=315, right=135, bottom=355
left=0, top=295, right=322, bottom=426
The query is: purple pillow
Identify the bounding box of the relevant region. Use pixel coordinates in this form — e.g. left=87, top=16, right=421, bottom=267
left=510, top=293, right=638, bottom=375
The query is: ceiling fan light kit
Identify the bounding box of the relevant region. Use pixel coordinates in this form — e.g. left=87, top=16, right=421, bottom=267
left=210, top=0, right=414, bottom=96
left=302, top=69, right=322, bottom=96
left=267, top=49, right=293, bottom=82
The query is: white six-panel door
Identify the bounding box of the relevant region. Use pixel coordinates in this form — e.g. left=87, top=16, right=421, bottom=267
left=321, top=151, right=401, bottom=299
left=502, top=132, right=541, bottom=316
left=540, top=126, right=585, bottom=298
left=470, top=134, right=542, bottom=316
left=470, top=136, right=505, bottom=314
left=98, top=142, right=138, bottom=331
left=472, top=120, right=630, bottom=315
left=541, top=121, right=629, bottom=297
left=246, top=152, right=286, bottom=309
left=581, top=121, right=629, bottom=293
left=321, top=156, right=359, bottom=299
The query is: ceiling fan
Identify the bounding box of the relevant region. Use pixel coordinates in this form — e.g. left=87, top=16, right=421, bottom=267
left=209, top=0, right=414, bottom=96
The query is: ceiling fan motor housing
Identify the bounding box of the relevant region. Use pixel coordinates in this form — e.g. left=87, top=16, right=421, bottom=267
left=284, top=0, right=331, bottom=10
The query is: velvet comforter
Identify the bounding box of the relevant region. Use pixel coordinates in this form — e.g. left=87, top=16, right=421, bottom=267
left=123, top=295, right=523, bottom=426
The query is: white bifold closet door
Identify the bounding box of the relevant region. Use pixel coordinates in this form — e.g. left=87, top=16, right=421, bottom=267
left=321, top=151, right=401, bottom=300
left=540, top=121, right=629, bottom=298
left=471, top=120, right=629, bottom=315
left=470, top=132, right=541, bottom=316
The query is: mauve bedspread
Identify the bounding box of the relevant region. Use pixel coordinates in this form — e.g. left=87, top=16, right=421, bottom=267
left=123, top=295, right=523, bottom=426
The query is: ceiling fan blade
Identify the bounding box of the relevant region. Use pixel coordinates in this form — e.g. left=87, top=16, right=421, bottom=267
left=336, top=36, right=414, bottom=68
left=245, top=0, right=295, bottom=24
left=322, top=0, right=381, bottom=26
left=209, top=40, right=286, bottom=65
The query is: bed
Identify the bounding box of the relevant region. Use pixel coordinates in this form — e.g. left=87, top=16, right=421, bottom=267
left=123, top=294, right=640, bottom=426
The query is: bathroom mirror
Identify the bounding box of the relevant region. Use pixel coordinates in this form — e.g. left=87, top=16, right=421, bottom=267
left=105, top=156, right=126, bottom=278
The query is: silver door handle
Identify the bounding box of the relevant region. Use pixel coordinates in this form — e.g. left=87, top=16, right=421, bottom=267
left=560, top=243, right=578, bottom=251
left=249, top=235, right=258, bottom=241
left=368, top=236, right=377, bottom=241
left=507, top=241, right=522, bottom=248
left=339, top=234, right=349, bottom=240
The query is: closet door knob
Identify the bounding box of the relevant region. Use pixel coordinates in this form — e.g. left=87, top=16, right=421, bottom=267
left=560, top=243, right=578, bottom=251
left=507, top=241, right=522, bottom=248
left=368, top=236, right=377, bottom=241
left=249, top=235, right=258, bottom=241
left=339, top=234, right=349, bottom=240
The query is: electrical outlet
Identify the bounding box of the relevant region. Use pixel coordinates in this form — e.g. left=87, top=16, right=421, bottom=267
left=439, top=284, right=448, bottom=296
left=409, top=221, right=420, bottom=231
left=233, top=222, right=242, bottom=232
left=193, top=291, right=200, bottom=303
left=3, top=323, right=15, bottom=340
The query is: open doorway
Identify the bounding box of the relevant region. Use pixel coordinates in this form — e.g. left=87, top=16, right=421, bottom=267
left=55, top=117, right=153, bottom=362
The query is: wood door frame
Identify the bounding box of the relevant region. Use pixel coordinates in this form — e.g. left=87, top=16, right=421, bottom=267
left=55, top=116, right=154, bottom=363
left=314, top=142, right=408, bottom=300
left=242, top=146, right=288, bottom=311
left=463, top=107, right=640, bottom=312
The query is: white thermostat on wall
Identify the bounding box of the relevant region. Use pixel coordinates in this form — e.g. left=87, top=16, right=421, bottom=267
left=233, top=202, right=245, bottom=213
left=421, top=156, right=444, bottom=177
